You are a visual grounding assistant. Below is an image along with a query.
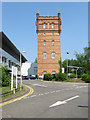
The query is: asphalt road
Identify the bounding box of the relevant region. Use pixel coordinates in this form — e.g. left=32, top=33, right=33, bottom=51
left=2, top=79, right=88, bottom=118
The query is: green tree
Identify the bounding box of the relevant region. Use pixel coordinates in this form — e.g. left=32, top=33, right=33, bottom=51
left=34, top=58, right=37, bottom=63
left=58, top=57, right=62, bottom=73
left=0, top=65, right=11, bottom=87
left=62, top=47, right=89, bottom=75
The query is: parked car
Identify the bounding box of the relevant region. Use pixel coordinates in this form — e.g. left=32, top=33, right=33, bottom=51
left=39, top=75, right=44, bottom=79
left=26, top=75, right=37, bottom=80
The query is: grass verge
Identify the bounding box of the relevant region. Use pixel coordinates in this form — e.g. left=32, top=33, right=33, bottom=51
left=0, top=84, right=28, bottom=102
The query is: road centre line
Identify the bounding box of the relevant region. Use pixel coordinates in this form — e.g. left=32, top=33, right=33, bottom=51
left=31, top=84, right=47, bottom=87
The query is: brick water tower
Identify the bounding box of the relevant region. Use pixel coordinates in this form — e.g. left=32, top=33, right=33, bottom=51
left=36, top=12, right=61, bottom=76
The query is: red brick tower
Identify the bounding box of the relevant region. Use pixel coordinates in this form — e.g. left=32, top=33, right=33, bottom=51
left=36, top=12, right=61, bottom=75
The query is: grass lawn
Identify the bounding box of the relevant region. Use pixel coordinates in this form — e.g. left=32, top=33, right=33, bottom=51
left=0, top=84, right=27, bottom=101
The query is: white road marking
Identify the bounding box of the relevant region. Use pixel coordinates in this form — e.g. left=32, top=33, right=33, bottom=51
left=49, top=95, right=79, bottom=108
left=56, top=90, right=60, bottom=92
left=33, top=84, right=47, bottom=87
left=31, top=95, right=36, bottom=97
left=38, top=94, right=44, bottom=96
left=45, top=92, right=49, bottom=94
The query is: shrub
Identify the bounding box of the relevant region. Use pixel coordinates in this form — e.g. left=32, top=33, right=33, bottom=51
left=55, top=73, right=67, bottom=81
left=81, top=74, right=88, bottom=81
left=43, top=74, right=53, bottom=81
left=86, top=75, right=90, bottom=83
left=0, top=65, right=11, bottom=87
left=81, top=74, right=90, bottom=83
left=69, top=74, right=76, bottom=78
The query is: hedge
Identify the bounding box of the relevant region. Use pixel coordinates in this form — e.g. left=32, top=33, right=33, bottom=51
left=81, top=74, right=90, bottom=83
left=55, top=73, right=67, bottom=81
left=43, top=74, right=53, bottom=81
left=69, top=74, right=76, bottom=78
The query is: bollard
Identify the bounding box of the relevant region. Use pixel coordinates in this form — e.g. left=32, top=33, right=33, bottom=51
left=13, top=88, right=15, bottom=94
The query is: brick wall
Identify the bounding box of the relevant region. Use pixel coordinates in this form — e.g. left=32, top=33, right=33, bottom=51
left=36, top=12, right=61, bottom=75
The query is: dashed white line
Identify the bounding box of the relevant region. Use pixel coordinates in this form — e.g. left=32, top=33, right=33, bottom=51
left=38, top=94, right=44, bottom=96
left=45, top=92, right=49, bottom=94
left=31, top=95, right=36, bottom=97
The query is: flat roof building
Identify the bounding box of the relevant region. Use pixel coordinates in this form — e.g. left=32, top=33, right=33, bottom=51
left=0, top=32, right=27, bottom=74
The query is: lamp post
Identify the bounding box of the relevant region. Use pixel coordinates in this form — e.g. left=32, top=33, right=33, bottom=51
left=66, top=52, right=69, bottom=78
left=20, top=51, right=26, bottom=88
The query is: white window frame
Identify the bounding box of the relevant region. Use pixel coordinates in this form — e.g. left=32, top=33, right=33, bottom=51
left=52, top=52, right=55, bottom=59
left=44, top=40, right=46, bottom=46
left=44, top=23, right=46, bottom=29
left=43, top=71, right=47, bottom=74
left=43, top=52, right=46, bottom=59
left=52, top=23, right=54, bottom=28
left=52, top=40, right=54, bottom=46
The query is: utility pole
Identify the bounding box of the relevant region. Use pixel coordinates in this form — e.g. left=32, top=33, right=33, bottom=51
left=66, top=52, right=69, bottom=78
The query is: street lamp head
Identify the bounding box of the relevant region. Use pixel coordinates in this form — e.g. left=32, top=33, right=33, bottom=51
left=66, top=52, right=69, bottom=54
left=22, top=51, right=26, bottom=53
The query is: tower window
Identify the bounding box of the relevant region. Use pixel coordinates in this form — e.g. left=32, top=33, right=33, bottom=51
left=43, top=71, right=47, bottom=74
left=52, top=23, right=54, bottom=28
left=44, top=33, right=46, bottom=35
left=52, top=71, right=56, bottom=75
left=52, top=52, right=55, bottom=58
left=44, top=40, right=46, bottom=46
left=43, top=52, right=46, bottom=59
left=44, top=23, right=46, bottom=29
left=52, top=33, right=54, bottom=35
left=52, top=40, right=54, bottom=46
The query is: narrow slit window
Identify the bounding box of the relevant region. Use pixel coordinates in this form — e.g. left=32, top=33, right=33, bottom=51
left=52, top=40, right=54, bottom=46
left=44, top=23, right=46, bottom=28
left=44, top=40, right=46, bottom=46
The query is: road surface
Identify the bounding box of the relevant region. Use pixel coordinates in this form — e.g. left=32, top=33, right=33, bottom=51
left=2, top=79, right=88, bottom=118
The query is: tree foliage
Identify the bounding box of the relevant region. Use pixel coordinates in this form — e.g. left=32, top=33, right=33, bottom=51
left=0, top=65, right=11, bottom=87
left=62, top=47, right=90, bottom=76
left=58, top=57, right=62, bottom=73
left=34, top=58, right=37, bottom=63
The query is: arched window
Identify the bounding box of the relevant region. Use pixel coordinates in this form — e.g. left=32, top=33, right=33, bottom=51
left=52, top=52, right=55, bottom=58
left=52, top=40, right=54, bottom=46
left=43, top=71, right=47, bottom=74
left=43, top=52, right=46, bottom=59
left=52, top=71, right=56, bottom=75
left=44, top=40, right=46, bottom=46
left=52, top=23, right=54, bottom=28
left=44, top=23, right=46, bottom=28
left=44, top=33, right=46, bottom=35
left=52, top=33, right=54, bottom=35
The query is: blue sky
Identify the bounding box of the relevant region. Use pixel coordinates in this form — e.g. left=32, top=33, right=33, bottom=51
left=2, top=2, right=88, bottom=62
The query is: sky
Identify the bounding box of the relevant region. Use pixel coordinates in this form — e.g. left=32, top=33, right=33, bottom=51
left=2, top=2, right=88, bottom=62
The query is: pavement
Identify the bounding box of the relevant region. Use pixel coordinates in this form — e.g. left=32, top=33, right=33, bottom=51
left=1, top=79, right=88, bottom=118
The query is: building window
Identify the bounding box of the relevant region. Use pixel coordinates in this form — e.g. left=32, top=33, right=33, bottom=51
left=44, top=33, right=46, bottom=35
left=43, top=71, right=47, bottom=74
left=48, top=23, right=49, bottom=28
left=52, top=40, right=54, bottom=46
left=2, top=57, right=5, bottom=62
left=52, top=33, right=54, bottom=35
left=44, top=23, right=46, bottom=28
left=52, top=23, right=54, bottom=28
left=52, top=52, right=55, bottom=59
left=5, top=58, right=7, bottom=63
left=44, top=40, right=46, bottom=46
left=52, top=71, right=56, bottom=75
left=43, top=52, right=46, bottom=59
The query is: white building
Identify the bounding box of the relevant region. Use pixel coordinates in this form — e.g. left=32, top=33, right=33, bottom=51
left=21, top=63, right=37, bottom=76
left=0, top=32, right=27, bottom=74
